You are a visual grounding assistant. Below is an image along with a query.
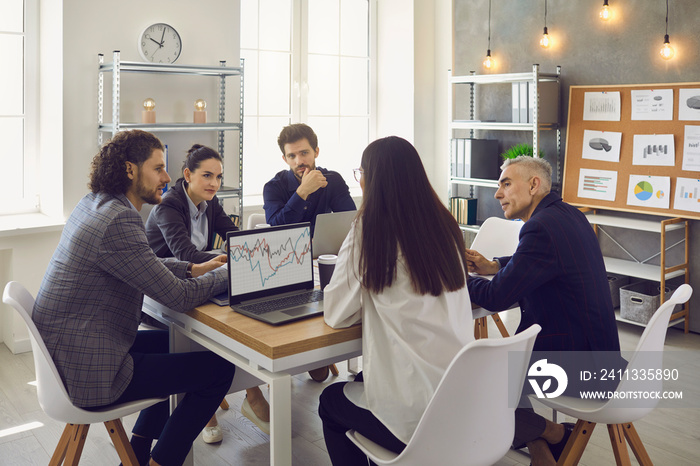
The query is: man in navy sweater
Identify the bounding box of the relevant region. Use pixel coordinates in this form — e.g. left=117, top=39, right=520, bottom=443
left=263, top=123, right=356, bottom=235
left=263, top=123, right=356, bottom=382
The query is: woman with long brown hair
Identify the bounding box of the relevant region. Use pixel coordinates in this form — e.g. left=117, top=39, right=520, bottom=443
left=319, top=136, right=474, bottom=465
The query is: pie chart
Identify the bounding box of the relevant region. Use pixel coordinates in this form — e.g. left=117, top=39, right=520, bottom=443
left=634, top=181, right=653, bottom=201
left=589, top=138, right=612, bottom=152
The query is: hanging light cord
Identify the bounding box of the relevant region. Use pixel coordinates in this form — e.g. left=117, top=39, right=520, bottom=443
left=544, top=0, right=548, bottom=28
left=487, top=0, right=492, bottom=50
left=665, top=0, right=669, bottom=35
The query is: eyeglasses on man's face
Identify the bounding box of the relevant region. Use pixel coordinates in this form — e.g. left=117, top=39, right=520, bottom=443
left=353, top=168, right=364, bottom=183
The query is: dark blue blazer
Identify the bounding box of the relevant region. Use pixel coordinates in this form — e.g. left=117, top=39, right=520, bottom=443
left=468, top=192, right=620, bottom=353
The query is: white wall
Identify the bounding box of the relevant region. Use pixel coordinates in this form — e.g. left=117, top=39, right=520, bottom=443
left=414, top=0, right=451, bottom=191
left=63, top=0, right=241, bottom=215
left=374, top=0, right=451, bottom=193
left=0, top=228, right=63, bottom=353
left=375, top=0, right=414, bottom=140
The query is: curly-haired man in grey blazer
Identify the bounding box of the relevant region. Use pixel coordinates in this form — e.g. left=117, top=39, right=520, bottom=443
left=33, top=129, right=235, bottom=466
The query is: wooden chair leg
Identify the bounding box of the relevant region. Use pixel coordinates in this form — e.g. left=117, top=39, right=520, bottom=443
left=49, top=424, right=73, bottom=466
left=474, top=317, right=488, bottom=340
left=491, top=312, right=510, bottom=337
left=329, top=364, right=339, bottom=376
left=479, top=316, right=488, bottom=338
left=607, top=424, right=632, bottom=465
left=621, top=422, right=653, bottom=466
left=63, top=423, right=90, bottom=466
left=220, top=398, right=230, bottom=410
left=557, top=420, right=596, bottom=466
left=105, top=419, right=140, bottom=466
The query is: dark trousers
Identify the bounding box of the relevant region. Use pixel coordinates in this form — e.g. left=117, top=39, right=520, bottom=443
left=513, top=407, right=547, bottom=448
left=110, top=330, right=235, bottom=465
left=318, top=382, right=406, bottom=466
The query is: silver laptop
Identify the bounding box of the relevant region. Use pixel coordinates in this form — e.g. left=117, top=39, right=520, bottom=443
left=312, top=210, right=356, bottom=258
left=224, top=223, right=324, bottom=325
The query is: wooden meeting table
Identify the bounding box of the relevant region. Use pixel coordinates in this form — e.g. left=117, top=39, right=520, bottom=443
left=142, top=291, right=505, bottom=465
left=142, top=297, right=362, bottom=466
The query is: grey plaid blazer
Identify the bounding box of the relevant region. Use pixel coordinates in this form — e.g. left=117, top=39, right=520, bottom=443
left=33, top=192, right=228, bottom=407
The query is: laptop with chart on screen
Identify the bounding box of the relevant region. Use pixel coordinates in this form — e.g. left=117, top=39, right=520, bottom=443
left=225, top=222, right=323, bottom=325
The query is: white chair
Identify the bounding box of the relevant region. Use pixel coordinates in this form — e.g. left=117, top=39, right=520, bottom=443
left=246, top=212, right=267, bottom=230
left=3, top=281, right=167, bottom=466
left=534, top=284, right=693, bottom=466
left=346, top=324, right=541, bottom=466
left=469, top=216, right=524, bottom=339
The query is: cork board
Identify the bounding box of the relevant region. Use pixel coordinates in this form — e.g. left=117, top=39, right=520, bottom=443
left=562, top=82, right=700, bottom=220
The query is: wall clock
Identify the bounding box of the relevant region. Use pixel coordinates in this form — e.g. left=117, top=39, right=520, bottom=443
left=138, top=23, right=182, bottom=63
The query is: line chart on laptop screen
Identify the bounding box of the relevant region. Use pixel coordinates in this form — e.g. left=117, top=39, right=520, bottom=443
left=229, top=226, right=313, bottom=294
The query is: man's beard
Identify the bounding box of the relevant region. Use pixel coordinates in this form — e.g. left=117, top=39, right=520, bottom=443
left=294, top=163, right=316, bottom=181
left=134, top=175, right=163, bottom=205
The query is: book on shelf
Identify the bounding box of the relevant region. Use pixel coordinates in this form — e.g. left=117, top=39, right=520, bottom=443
left=511, top=81, right=559, bottom=124
left=519, top=82, right=529, bottom=123
left=449, top=197, right=477, bottom=225
left=527, top=81, right=559, bottom=124
left=449, top=138, right=499, bottom=180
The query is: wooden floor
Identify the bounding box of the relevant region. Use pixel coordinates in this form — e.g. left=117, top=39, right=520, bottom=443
left=1, top=309, right=699, bottom=465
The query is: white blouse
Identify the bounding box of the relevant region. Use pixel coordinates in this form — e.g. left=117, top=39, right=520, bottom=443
left=324, top=222, right=474, bottom=443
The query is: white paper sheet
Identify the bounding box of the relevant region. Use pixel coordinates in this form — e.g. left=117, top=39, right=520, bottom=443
left=626, top=175, right=670, bottom=209
left=682, top=125, right=700, bottom=172
left=632, top=134, right=675, bottom=166
left=674, top=178, right=700, bottom=213
left=630, top=89, right=674, bottom=120
left=578, top=168, right=618, bottom=202
left=678, top=89, right=700, bottom=121
left=582, top=130, right=622, bottom=162
left=583, top=91, right=621, bottom=121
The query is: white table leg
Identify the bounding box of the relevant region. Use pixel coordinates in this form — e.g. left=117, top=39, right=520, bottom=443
left=269, top=373, right=293, bottom=466
left=346, top=356, right=361, bottom=375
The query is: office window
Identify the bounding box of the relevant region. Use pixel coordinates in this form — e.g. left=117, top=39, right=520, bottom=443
left=0, top=0, right=38, bottom=215
left=241, top=0, right=373, bottom=204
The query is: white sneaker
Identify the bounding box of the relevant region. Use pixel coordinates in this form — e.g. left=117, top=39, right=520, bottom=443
left=202, top=425, right=223, bottom=444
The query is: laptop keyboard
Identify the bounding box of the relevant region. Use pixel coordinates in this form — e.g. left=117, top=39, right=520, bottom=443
left=238, top=289, right=324, bottom=315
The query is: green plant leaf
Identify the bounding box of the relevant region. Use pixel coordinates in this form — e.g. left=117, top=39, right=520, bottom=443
left=500, top=143, right=545, bottom=160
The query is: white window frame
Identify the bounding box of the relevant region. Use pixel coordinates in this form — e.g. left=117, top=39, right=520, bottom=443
left=241, top=0, right=376, bottom=206
left=0, top=0, right=39, bottom=215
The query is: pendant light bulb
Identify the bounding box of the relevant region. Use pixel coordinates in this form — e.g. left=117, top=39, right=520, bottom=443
left=483, top=50, right=494, bottom=69
left=660, top=34, right=675, bottom=60
left=540, top=27, right=550, bottom=48
left=659, top=1, right=674, bottom=60
left=539, top=0, right=550, bottom=49
left=599, top=1, right=611, bottom=21
left=483, top=0, right=495, bottom=69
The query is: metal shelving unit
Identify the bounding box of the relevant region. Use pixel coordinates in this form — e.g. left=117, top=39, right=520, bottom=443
left=447, top=64, right=562, bottom=227
left=583, top=209, right=690, bottom=332
left=97, top=51, right=244, bottom=216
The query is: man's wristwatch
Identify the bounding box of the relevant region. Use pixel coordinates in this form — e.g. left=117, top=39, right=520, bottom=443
left=186, top=262, right=193, bottom=278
